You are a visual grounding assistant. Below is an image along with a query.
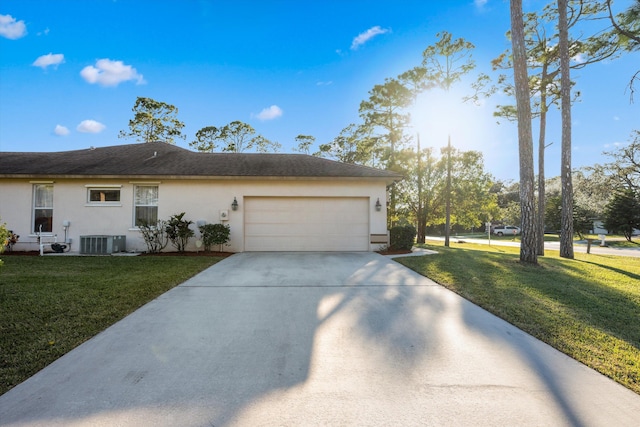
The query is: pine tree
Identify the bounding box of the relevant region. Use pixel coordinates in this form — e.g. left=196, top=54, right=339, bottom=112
left=603, top=188, right=640, bottom=242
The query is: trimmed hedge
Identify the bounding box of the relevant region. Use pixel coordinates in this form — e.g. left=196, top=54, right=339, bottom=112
left=390, top=225, right=416, bottom=250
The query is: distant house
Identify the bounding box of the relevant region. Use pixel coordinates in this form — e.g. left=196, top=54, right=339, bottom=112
left=591, top=220, right=608, bottom=235
left=0, top=143, right=401, bottom=253
left=591, top=220, right=640, bottom=236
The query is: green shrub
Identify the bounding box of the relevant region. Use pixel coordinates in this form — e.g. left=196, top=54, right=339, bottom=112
left=390, top=224, right=416, bottom=250
left=165, top=212, right=194, bottom=252
left=199, top=223, right=231, bottom=251
left=0, top=219, right=7, bottom=270
left=138, top=219, right=169, bottom=253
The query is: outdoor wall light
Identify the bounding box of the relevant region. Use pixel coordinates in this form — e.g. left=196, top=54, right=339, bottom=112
left=231, top=197, right=239, bottom=211
left=375, top=198, right=382, bottom=211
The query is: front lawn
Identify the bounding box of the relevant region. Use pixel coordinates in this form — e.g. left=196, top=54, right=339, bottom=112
left=0, top=255, right=223, bottom=395
left=397, top=243, right=640, bottom=394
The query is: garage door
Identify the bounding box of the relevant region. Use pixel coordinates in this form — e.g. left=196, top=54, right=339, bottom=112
left=244, top=197, right=369, bottom=251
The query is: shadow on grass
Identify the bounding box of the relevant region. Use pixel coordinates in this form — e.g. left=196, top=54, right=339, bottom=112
left=573, top=259, right=640, bottom=288
left=398, top=246, right=640, bottom=393
left=606, top=240, right=640, bottom=248
left=0, top=253, right=446, bottom=426
left=3, top=251, right=638, bottom=426
left=0, top=256, right=223, bottom=395
left=526, top=257, right=640, bottom=351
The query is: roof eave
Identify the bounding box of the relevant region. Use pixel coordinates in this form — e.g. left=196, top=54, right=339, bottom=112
left=0, top=174, right=402, bottom=184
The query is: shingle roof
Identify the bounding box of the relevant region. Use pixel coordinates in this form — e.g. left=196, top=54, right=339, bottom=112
left=0, top=143, right=402, bottom=181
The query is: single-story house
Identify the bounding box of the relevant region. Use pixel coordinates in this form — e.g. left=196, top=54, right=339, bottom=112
left=0, top=143, right=402, bottom=253
left=591, top=220, right=608, bottom=235
left=590, top=220, right=640, bottom=237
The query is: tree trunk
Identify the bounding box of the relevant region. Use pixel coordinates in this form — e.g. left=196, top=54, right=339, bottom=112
left=418, top=210, right=428, bottom=244
left=416, top=133, right=426, bottom=243
left=387, top=119, right=400, bottom=229
left=559, top=0, right=575, bottom=259
left=444, top=136, right=452, bottom=247
left=537, top=120, right=546, bottom=256
left=537, top=65, right=548, bottom=257
left=510, top=0, right=538, bottom=264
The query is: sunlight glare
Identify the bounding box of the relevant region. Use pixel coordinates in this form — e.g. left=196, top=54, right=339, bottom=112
left=317, top=293, right=346, bottom=322
left=409, top=87, right=499, bottom=154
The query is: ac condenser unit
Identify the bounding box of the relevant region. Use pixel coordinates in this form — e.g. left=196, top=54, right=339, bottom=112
left=80, top=235, right=126, bottom=255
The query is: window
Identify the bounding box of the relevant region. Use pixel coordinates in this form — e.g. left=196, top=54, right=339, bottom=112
left=87, top=187, right=121, bottom=204
left=33, top=184, right=53, bottom=233
left=134, top=185, right=158, bottom=226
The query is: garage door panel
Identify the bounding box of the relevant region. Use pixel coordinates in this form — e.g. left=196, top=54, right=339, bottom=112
left=247, top=236, right=367, bottom=252
left=245, top=211, right=296, bottom=223
left=246, top=223, right=310, bottom=236
left=331, top=223, right=369, bottom=234
left=244, top=197, right=369, bottom=251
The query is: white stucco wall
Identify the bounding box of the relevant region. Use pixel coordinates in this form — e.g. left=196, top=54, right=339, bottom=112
left=0, top=178, right=390, bottom=253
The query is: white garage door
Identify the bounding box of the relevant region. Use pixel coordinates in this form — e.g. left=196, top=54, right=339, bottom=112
left=244, top=197, right=369, bottom=251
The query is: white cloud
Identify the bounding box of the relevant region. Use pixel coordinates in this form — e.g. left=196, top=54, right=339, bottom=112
left=77, top=120, right=106, bottom=133
left=604, top=141, right=624, bottom=149
left=474, top=0, right=488, bottom=8
left=316, top=81, right=333, bottom=86
left=572, top=53, right=586, bottom=64
left=0, top=14, right=27, bottom=39
left=54, top=125, right=70, bottom=136
left=351, top=26, right=390, bottom=50
left=33, top=53, right=65, bottom=69
left=255, top=105, right=283, bottom=121
left=80, top=59, right=145, bottom=87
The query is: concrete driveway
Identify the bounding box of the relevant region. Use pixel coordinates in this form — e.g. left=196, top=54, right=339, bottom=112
left=1, top=252, right=639, bottom=426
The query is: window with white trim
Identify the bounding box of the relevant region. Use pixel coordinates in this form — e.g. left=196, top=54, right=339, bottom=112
left=134, top=185, right=158, bottom=226
left=87, top=187, right=121, bottom=205
left=33, top=184, right=53, bottom=233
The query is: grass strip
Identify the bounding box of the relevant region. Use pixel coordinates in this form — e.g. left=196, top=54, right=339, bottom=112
left=0, top=256, right=221, bottom=395
left=397, top=243, right=640, bottom=394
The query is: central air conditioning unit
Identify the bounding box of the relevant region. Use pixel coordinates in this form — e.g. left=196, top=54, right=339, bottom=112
left=80, top=235, right=126, bottom=255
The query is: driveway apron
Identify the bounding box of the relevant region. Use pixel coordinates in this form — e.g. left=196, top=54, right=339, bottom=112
left=1, top=252, right=639, bottom=426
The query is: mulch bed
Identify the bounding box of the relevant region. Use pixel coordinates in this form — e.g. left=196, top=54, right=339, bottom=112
left=138, top=251, right=234, bottom=257
left=4, top=250, right=407, bottom=257
left=1, top=251, right=41, bottom=256
left=375, top=249, right=412, bottom=255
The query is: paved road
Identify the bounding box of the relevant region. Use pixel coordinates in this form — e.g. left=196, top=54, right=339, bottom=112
left=1, top=252, right=639, bottom=426
left=427, top=235, right=640, bottom=257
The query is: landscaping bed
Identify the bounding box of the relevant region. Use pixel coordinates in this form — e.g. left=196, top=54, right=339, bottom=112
left=139, top=251, right=234, bottom=257
left=2, top=250, right=235, bottom=257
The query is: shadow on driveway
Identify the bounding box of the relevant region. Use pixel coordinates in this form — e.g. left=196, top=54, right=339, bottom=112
left=1, top=252, right=639, bottom=426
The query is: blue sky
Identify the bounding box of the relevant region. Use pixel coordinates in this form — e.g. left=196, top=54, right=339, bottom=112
left=0, top=0, right=638, bottom=182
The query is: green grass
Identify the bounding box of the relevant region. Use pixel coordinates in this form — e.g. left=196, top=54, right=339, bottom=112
left=3, top=250, right=639, bottom=397
left=605, top=239, right=640, bottom=248
left=0, top=255, right=222, bottom=395
left=397, top=243, right=640, bottom=394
